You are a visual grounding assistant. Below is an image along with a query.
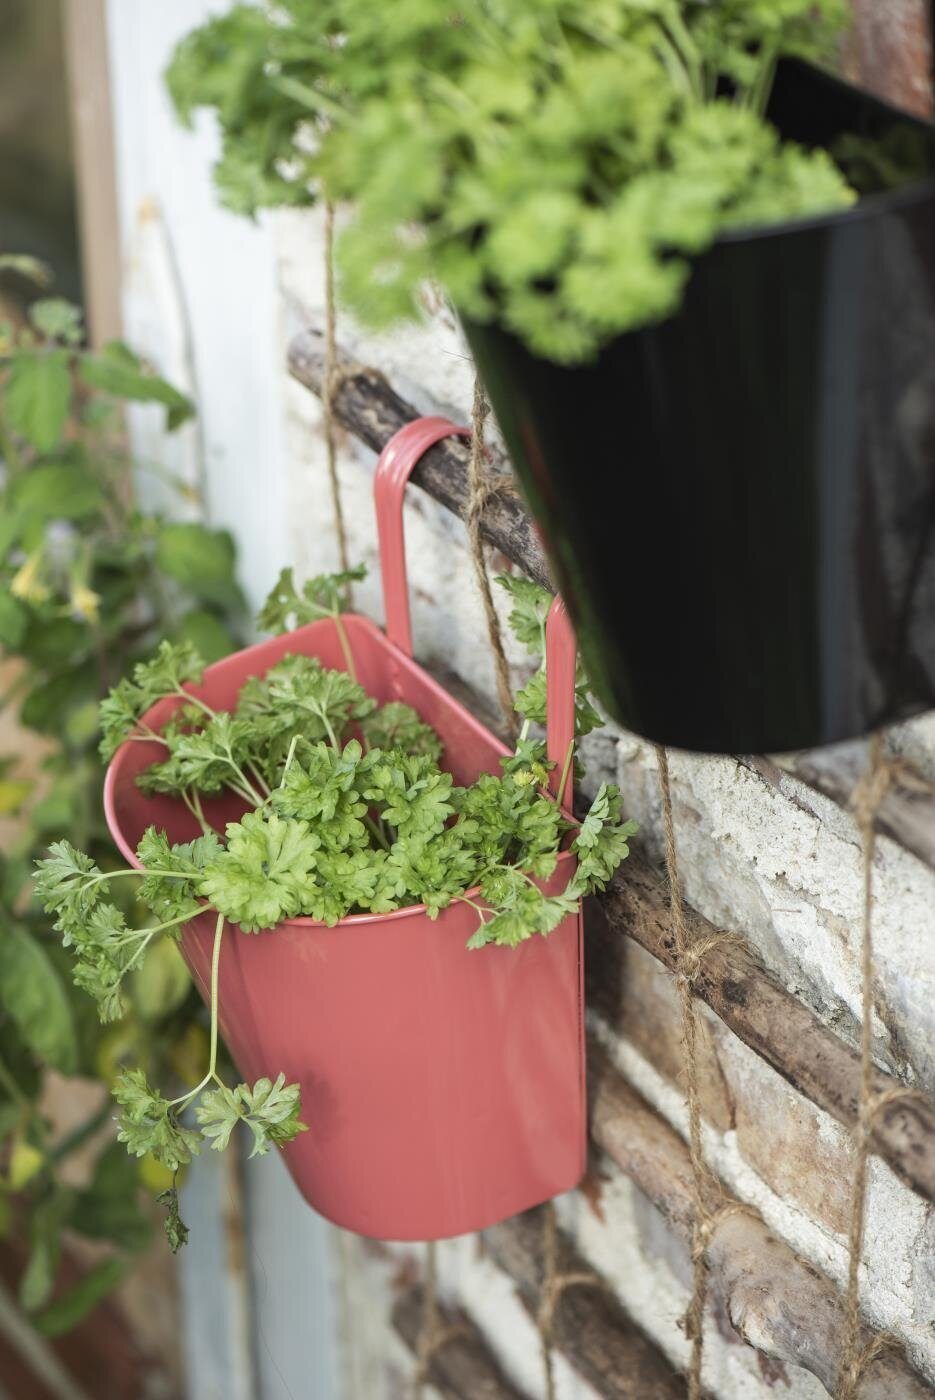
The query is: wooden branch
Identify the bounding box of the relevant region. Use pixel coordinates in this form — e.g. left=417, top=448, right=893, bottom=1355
left=289, top=328, right=552, bottom=588
left=484, top=1212, right=686, bottom=1399
left=588, top=1042, right=933, bottom=1400
left=588, top=860, right=935, bottom=1203
left=392, top=1285, right=529, bottom=1400
left=288, top=327, right=935, bottom=1203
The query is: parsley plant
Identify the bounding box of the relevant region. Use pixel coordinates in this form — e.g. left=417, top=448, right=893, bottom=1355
left=166, top=0, right=855, bottom=362
left=35, top=565, right=637, bottom=1248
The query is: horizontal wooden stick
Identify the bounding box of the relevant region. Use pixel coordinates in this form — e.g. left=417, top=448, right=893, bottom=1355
left=392, top=1284, right=529, bottom=1400
left=589, top=1042, right=933, bottom=1399
left=289, top=326, right=935, bottom=1204
left=289, top=328, right=552, bottom=589
left=484, top=1211, right=686, bottom=1399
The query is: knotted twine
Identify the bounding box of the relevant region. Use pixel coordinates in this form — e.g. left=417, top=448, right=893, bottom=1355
left=411, top=1242, right=469, bottom=1398
left=466, top=380, right=520, bottom=743
left=536, top=1202, right=602, bottom=1400
left=323, top=201, right=352, bottom=587
left=653, top=745, right=753, bottom=1399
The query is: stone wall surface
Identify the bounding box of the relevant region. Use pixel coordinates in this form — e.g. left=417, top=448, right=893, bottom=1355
left=270, top=174, right=935, bottom=1394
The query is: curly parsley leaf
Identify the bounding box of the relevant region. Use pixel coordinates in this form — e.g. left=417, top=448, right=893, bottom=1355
left=99, top=641, right=205, bottom=760
left=113, top=1069, right=201, bottom=1174
left=196, top=1074, right=307, bottom=1157
left=495, top=573, right=550, bottom=654
left=360, top=702, right=442, bottom=760
left=137, top=828, right=222, bottom=922
left=571, top=785, right=639, bottom=894
left=257, top=565, right=367, bottom=634
left=199, top=811, right=320, bottom=932
left=34, top=840, right=102, bottom=930
left=364, top=753, right=458, bottom=840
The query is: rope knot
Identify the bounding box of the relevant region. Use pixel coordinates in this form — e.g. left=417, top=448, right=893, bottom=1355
left=836, top=1329, right=900, bottom=1400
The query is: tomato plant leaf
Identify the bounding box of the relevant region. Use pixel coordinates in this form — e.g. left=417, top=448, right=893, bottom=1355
left=0, top=926, right=78, bottom=1073
left=6, top=350, right=71, bottom=451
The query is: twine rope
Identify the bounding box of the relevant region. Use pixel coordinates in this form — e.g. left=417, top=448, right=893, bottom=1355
left=654, top=744, right=720, bottom=1400
left=838, top=1330, right=900, bottom=1400
left=466, top=378, right=520, bottom=740
left=323, top=201, right=352, bottom=587
left=537, top=1202, right=601, bottom=1400
left=838, top=734, right=893, bottom=1400
left=412, top=1242, right=468, bottom=1397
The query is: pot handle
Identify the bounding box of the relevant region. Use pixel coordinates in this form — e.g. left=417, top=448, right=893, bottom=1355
left=374, top=416, right=577, bottom=805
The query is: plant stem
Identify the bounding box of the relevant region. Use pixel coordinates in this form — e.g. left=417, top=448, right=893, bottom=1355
left=182, top=789, right=214, bottom=837
left=557, top=740, right=575, bottom=807
left=247, top=762, right=272, bottom=798
left=207, top=912, right=223, bottom=1080
left=334, top=614, right=358, bottom=683
left=365, top=815, right=390, bottom=851
left=280, top=735, right=299, bottom=784
left=168, top=912, right=223, bottom=1110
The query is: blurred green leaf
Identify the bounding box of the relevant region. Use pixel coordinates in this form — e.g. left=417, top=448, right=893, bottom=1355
left=130, top=938, right=191, bottom=1023
left=173, top=607, right=235, bottom=663
left=0, top=926, right=78, bottom=1073
left=80, top=343, right=194, bottom=431
left=9, top=463, right=104, bottom=523
left=156, top=524, right=239, bottom=605
left=5, top=351, right=71, bottom=451
left=34, top=1258, right=127, bottom=1337
left=20, top=665, right=98, bottom=733
left=0, top=592, right=27, bottom=648
left=71, top=1142, right=152, bottom=1255
left=20, top=1191, right=73, bottom=1313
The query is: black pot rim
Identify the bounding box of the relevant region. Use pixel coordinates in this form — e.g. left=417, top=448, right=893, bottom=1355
left=716, top=169, right=935, bottom=247
left=715, top=59, right=935, bottom=248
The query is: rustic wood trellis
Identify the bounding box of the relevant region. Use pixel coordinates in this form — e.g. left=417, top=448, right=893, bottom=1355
left=298, top=322, right=935, bottom=1399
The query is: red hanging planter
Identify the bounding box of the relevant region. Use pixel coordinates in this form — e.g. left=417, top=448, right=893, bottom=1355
left=104, top=416, right=586, bottom=1242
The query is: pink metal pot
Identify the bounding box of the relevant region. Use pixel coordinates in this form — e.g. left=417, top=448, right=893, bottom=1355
left=104, top=416, right=585, bottom=1241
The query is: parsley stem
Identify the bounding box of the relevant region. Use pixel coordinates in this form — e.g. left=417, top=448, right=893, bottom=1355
left=456, top=895, right=489, bottom=921
left=207, top=913, right=223, bottom=1080
left=84, top=867, right=191, bottom=890
left=247, top=762, right=272, bottom=799
left=333, top=614, right=358, bottom=685
left=167, top=913, right=223, bottom=1111
left=557, top=740, right=575, bottom=807
left=365, top=815, right=390, bottom=851
left=182, top=788, right=214, bottom=837
left=280, top=735, right=299, bottom=784
left=173, top=685, right=217, bottom=722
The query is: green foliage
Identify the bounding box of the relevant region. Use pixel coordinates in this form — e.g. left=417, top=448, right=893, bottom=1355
left=497, top=573, right=604, bottom=743
left=0, top=284, right=246, bottom=1325
left=167, top=0, right=855, bottom=363
left=195, top=1073, right=307, bottom=1157
left=257, top=564, right=367, bottom=634
left=113, top=1069, right=203, bottom=1173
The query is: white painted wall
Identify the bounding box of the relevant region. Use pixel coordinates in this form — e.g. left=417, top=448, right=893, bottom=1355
left=106, top=0, right=290, bottom=617
left=104, top=6, right=341, bottom=1397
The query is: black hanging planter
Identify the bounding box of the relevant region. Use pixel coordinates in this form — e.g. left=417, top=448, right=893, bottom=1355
left=464, top=61, right=935, bottom=755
